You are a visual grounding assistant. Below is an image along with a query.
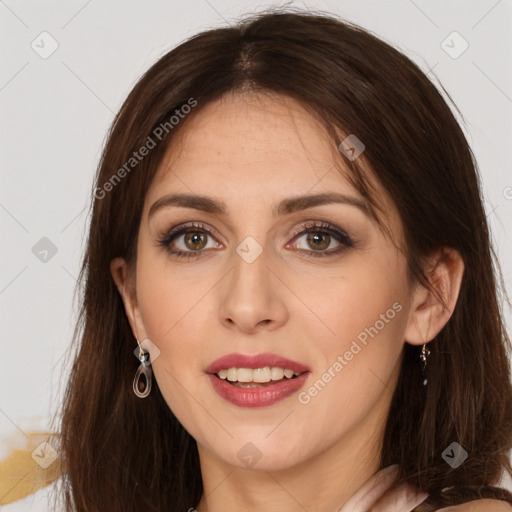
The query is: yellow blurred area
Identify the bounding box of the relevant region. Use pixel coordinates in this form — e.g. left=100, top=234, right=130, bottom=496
left=0, top=432, right=61, bottom=505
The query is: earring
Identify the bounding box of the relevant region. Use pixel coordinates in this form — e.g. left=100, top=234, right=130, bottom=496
left=133, top=341, right=152, bottom=398
left=420, top=343, right=431, bottom=386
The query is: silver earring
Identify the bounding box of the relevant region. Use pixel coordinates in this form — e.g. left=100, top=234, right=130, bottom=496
left=420, top=343, right=431, bottom=386
left=133, top=342, right=152, bottom=398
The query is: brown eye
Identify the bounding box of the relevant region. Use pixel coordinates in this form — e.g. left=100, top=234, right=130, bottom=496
left=157, top=222, right=222, bottom=259
left=288, top=221, right=354, bottom=258
left=184, top=231, right=208, bottom=250
left=306, top=232, right=331, bottom=251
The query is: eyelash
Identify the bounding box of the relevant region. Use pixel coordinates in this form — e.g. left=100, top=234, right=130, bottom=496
left=156, top=220, right=354, bottom=260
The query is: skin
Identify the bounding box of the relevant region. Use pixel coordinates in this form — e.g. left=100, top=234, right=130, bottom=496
left=111, top=91, right=467, bottom=511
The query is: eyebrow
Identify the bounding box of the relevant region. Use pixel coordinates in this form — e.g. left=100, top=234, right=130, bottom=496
left=148, top=192, right=369, bottom=219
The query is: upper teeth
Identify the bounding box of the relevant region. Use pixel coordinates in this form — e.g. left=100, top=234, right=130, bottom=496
left=217, top=367, right=301, bottom=383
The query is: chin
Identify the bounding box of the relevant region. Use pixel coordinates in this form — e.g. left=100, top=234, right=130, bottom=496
left=213, top=432, right=309, bottom=472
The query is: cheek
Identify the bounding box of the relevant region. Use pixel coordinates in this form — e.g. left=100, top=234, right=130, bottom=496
left=294, top=251, right=408, bottom=353
left=293, top=279, right=407, bottom=447
left=135, top=246, right=216, bottom=343
left=134, top=254, right=218, bottom=417
left=293, top=255, right=409, bottom=415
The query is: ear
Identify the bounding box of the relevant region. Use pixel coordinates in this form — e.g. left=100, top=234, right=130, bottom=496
left=404, top=247, right=465, bottom=346
left=110, top=257, right=148, bottom=343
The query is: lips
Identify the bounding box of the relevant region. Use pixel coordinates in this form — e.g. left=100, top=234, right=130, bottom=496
left=204, top=352, right=312, bottom=375
left=207, top=372, right=310, bottom=408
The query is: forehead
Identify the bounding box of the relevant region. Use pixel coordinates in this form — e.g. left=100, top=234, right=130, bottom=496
left=149, top=91, right=348, bottom=190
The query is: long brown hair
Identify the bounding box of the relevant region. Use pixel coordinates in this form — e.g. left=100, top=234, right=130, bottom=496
left=50, top=7, right=512, bottom=511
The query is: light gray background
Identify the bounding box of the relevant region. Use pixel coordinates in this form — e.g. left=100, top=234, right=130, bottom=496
left=1, top=1, right=511, bottom=510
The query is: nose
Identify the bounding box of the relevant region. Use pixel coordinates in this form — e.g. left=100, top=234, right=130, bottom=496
left=218, top=244, right=289, bottom=334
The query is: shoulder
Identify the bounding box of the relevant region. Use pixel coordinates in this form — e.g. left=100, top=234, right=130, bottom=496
left=438, top=499, right=512, bottom=511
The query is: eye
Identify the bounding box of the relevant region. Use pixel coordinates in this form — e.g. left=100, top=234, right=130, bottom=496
left=287, top=221, right=354, bottom=258
left=156, top=222, right=222, bottom=259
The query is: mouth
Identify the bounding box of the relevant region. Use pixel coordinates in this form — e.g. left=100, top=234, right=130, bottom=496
left=213, top=367, right=306, bottom=388
left=205, top=352, right=311, bottom=407
left=207, top=370, right=310, bottom=408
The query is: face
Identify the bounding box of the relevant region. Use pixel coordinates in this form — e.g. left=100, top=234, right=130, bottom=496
left=113, top=91, right=419, bottom=472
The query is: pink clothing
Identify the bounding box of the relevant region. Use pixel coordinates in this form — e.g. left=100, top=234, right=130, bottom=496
left=340, top=465, right=429, bottom=512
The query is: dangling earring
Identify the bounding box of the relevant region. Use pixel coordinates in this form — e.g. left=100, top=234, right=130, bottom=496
left=420, top=343, right=431, bottom=386
left=133, top=341, right=152, bottom=398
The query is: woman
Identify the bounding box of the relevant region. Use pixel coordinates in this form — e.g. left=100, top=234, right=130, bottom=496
left=50, top=7, right=512, bottom=511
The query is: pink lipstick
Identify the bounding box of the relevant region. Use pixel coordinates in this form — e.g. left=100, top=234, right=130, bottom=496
left=205, top=352, right=311, bottom=408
